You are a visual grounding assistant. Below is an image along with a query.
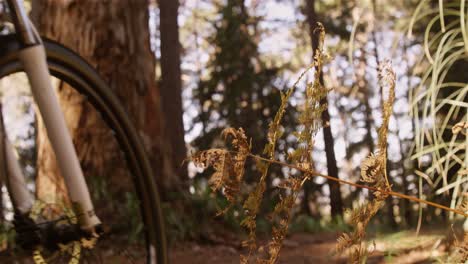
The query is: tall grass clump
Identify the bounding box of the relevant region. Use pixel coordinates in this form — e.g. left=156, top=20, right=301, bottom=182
left=407, top=0, right=467, bottom=220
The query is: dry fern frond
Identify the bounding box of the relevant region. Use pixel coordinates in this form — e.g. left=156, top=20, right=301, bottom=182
left=448, top=231, right=468, bottom=263
left=376, top=60, right=395, bottom=153
left=190, top=32, right=467, bottom=263
left=240, top=55, right=317, bottom=262
left=457, top=193, right=468, bottom=212
left=277, top=176, right=303, bottom=191
left=348, top=244, right=368, bottom=264
left=222, top=128, right=251, bottom=202
left=191, top=128, right=251, bottom=209
left=337, top=233, right=368, bottom=264
left=191, top=149, right=233, bottom=192
left=239, top=22, right=327, bottom=261
left=337, top=62, right=396, bottom=263
left=240, top=109, right=287, bottom=259
left=336, top=233, right=354, bottom=253
left=347, top=201, right=382, bottom=227
left=222, top=127, right=250, bottom=156
left=360, top=153, right=382, bottom=183
left=452, top=121, right=468, bottom=136
left=252, top=22, right=329, bottom=264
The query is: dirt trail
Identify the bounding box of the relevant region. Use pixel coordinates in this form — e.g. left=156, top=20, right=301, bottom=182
left=170, top=232, right=362, bottom=264
left=170, top=231, right=447, bottom=264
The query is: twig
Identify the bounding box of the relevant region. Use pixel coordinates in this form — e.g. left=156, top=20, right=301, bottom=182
left=235, top=152, right=468, bottom=218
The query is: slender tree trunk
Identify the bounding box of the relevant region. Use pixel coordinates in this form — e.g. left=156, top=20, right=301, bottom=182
left=398, top=139, right=413, bottom=226
left=301, top=181, right=321, bottom=218
left=305, top=0, right=344, bottom=218
left=32, top=0, right=174, bottom=200
left=402, top=41, right=417, bottom=227
left=355, top=47, right=376, bottom=201
left=362, top=93, right=375, bottom=154
left=319, top=97, right=344, bottom=218
left=158, top=0, right=187, bottom=180
left=302, top=180, right=312, bottom=215
left=0, top=105, right=4, bottom=224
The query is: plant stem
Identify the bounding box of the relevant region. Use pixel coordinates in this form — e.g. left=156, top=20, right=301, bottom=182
left=238, top=152, right=468, bottom=218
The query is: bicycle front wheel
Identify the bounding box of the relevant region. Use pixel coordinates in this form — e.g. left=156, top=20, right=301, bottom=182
left=0, top=35, right=167, bottom=264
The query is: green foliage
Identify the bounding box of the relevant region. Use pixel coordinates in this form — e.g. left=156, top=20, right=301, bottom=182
left=162, top=181, right=246, bottom=243
left=289, top=214, right=350, bottom=234
left=289, top=215, right=322, bottom=233
left=88, top=175, right=110, bottom=202
left=124, top=192, right=144, bottom=243
left=0, top=223, right=15, bottom=251
left=194, top=0, right=284, bottom=160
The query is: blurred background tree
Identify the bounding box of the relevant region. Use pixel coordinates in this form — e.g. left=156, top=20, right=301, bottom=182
left=31, top=0, right=176, bottom=199
left=194, top=0, right=281, bottom=157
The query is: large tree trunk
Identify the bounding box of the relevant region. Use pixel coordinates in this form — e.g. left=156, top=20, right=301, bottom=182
left=158, top=0, right=187, bottom=180
left=31, top=0, right=175, bottom=201
left=305, top=0, right=344, bottom=218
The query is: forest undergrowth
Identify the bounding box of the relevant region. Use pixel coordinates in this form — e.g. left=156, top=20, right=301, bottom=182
left=190, top=23, right=468, bottom=264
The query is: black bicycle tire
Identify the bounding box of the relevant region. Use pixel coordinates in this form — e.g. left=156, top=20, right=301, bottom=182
left=0, top=35, right=168, bottom=264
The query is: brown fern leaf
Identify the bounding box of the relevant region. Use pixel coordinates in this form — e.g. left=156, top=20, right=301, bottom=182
left=222, top=128, right=250, bottom=181
left=336, top=233, right=354, bottom=253
left=360, top=154, right=382, bottom=183
left=457, top=192, right=468, bottom=213
left=452, top=121, right=468, bottom=135
left=257, top=22, right=328, bottom=264
left=240, top=255, right=249, bottom=264
left=241, top=85, right=296, bottom=262
left=222, top=128, right=251, bottom=203
left=376, top=60, right=396, bottom=152
left=449, top=231, right=468, bottom=263
left=191, top=128, right=252, bottom=209
left=348, top=244, right=368, bottom=264
left=191, top=149, right=233, bottom=193
left=337, top=62, right=396, bottom=263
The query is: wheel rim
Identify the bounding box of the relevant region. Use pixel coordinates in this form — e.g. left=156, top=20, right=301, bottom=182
left=0, top=58, right=166, bottom=263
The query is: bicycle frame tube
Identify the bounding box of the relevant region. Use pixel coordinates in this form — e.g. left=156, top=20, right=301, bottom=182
left=5, top=0, right=101, bottom=229
left=6, top=0, right=36, bottom=45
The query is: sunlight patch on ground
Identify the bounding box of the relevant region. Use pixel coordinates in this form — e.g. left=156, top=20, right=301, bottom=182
left=371, top=231, right=446, bottom=263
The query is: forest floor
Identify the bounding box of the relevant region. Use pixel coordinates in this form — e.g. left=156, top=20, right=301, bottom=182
left=170, top=229, right=457, bottom=264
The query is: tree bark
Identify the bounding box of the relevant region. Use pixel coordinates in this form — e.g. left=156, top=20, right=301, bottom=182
left=305, top=0, right=344, bottom=218
left=158, top=0, right=187, bottom=180
left=31, top=0, right=175, bottom=201
left=398, top=139, right=413, bottom=227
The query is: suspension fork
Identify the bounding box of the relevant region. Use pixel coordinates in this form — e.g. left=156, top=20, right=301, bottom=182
left=4, top=0, right=101, bottom=230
